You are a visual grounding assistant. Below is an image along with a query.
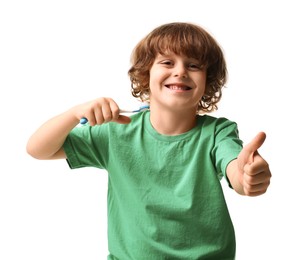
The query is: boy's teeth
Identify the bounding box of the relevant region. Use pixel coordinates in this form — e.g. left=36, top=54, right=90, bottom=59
left=169, top=85, right=186, bottom=90
left=169, top=85, right=190, bottom=90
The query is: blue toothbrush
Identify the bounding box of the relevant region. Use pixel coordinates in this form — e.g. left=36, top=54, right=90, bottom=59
left=80, top=104, right=150, bottom=125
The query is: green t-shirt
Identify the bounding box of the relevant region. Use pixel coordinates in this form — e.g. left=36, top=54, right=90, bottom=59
left=63, top=111, right=243, bottom=260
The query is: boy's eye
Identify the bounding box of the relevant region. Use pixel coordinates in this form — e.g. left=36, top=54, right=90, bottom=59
left=189, top=64, right=198, bottom=68
left=160, top=60, right=173, bottom=66
left=188, top=63, right=203, bottom=70
left=157, top=58, right=204, bottom=70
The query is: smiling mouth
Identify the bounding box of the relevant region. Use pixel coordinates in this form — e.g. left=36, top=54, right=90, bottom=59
left=165, top=84, right=192, bottom=91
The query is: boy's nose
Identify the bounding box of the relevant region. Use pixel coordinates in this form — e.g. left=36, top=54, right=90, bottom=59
left=173, top=63, right=188, bottom=78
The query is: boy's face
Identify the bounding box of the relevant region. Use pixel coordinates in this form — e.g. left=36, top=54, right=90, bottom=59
left=149, top=52, right=206, bottom=113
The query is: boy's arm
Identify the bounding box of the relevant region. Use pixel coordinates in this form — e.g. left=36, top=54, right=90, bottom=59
left=26, top=97, right=131, bottom=160
left=26, top=109, right=80, bottom=160
left=226, top=132, right=272, bottom=196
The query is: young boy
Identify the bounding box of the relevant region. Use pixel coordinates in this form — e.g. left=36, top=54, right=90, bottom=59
left=27, top=22, right=271, bottom=259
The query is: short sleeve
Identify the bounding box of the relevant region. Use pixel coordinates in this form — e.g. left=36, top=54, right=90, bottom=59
left=211, top=118, right=243, bottom=185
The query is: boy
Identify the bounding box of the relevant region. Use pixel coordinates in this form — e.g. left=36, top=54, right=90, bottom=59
left=27, top=22, right=271, bottom=259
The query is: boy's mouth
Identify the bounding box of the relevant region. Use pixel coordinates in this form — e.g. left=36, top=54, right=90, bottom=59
left=165, top=84, right=192, bottom=91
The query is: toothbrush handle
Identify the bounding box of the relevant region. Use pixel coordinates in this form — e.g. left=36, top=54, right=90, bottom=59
left=80, top=118, right=88, bottom=124
left=119, top=109, right=133, bottom=113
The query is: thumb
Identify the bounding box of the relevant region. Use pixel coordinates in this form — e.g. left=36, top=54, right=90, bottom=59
left=113, top=115, right=132, bottom=124
left=243, top=131, right=266, bottom=163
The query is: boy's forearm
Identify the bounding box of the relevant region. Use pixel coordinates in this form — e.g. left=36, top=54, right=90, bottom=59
left=226, top=159, right=245, bottom=195
left=26, top=109, right=79, bottom=160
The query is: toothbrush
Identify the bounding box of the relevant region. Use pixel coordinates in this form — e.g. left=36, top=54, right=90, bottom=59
left=79, top=104, right=150, bottom=125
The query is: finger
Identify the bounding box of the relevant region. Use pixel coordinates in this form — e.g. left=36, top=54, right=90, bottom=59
left=243, top=171, right=271, bottom=196
left=85, top=111, right=99, bottom=126
left=244, top=154, right=270, bottom=176
left=91, top=106, right=103, bottom=125
left=83, top=100, right=104, bottom=125
left=107, top=99, right=131, bottom=124
left=243, top=186, right=269, bottom=197
left=243, top=132, right=266, bottom=163
left=108, top=99, right=121, bottom=121
left=245, top=132, right=266, bottom=154
left=100, top=102, right=114, bottom=123
left=243, top=166, right=270, bottom=184
left=113, top=115, right=132, bottom=124
left=243, top=181, right=269, bottom=193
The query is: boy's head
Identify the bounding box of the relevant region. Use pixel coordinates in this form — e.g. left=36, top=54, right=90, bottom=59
left=128, top=22, right=227, bottom=113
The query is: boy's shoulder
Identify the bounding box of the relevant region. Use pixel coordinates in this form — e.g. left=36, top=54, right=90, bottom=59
left=197, top=114, right=236, bottom=126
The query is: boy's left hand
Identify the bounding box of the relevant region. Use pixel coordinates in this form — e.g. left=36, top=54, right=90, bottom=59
left=237, top=132, right=272, bottom=196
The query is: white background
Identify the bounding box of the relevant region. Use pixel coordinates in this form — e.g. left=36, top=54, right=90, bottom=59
left=1, top=0, right=300, bottom=259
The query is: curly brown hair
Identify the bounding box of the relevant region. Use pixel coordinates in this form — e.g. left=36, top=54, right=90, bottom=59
left=128, top=22, right=227, bottom=113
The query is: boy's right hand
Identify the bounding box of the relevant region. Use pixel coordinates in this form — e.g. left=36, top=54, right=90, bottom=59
left=77, top=97, right=131, bottom=126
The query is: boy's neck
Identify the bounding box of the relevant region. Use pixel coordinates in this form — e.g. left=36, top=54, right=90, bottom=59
left=149, top=107, right=197, bottom=136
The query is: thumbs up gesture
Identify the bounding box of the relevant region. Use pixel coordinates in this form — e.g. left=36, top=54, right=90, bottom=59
left=236, top=132, right=272, bottom=196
